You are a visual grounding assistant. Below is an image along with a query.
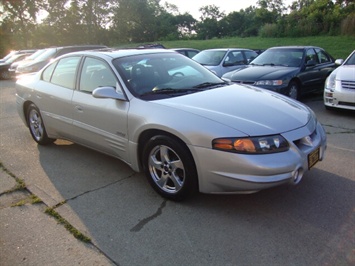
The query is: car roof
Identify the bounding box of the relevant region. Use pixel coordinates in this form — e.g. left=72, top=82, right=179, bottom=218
left=202, top=48, right=254, bottom=51
left=172, top=48, right=200, bottom=51
left=66, top=48, right=176, bottom=59
left=267, top=46, right=322, bottom=50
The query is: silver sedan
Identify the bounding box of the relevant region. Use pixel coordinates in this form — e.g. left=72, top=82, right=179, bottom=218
left=16, top=49, right=327, bottom=200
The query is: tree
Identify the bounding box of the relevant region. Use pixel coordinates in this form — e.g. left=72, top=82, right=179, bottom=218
left=110, top=0, right=160, bottom=43
left=196, top=5, right=225, bottom=39
left=0, top=0, right=44, bottom=48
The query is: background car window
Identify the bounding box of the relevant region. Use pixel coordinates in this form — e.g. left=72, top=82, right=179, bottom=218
left=50, top=56, right=81, bottom=89
left=186, top=50, right=199, bottom=58
left=315, top=49, right=331, bottom=63
left=244, top=51, right=258, bottom=62
left=225, top=51, right=244, bottom=65
left=79, top=57, right=117, bottom=93
left=305, top=49, right=318, bottom=64
left=33, top=48, right=56, bottom=62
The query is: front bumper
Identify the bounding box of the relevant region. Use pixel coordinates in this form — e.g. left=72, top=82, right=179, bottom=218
left=192, top=121, right=327, bottom=194
left=324, top=87, right=355, bottom=111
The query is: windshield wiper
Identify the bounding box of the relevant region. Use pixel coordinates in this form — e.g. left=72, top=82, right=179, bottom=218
left=141, top=88, right=196, bottom=96
left=193, top=82, right=226, bottom=89
left=262, top=63, right=275, bottom=66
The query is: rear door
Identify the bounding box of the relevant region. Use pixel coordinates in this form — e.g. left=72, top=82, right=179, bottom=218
left=299, top=48, right=323, bottom=91
left=34, top=56, right=81, bottom=137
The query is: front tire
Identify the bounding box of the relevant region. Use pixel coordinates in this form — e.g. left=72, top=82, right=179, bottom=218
left=287, top=81, right=300, bottom=100
left=27, top=104, right=55, bottom=145
left=142, top=135, right=198, bottom=201
left=0, top=70, right=10, bottom=80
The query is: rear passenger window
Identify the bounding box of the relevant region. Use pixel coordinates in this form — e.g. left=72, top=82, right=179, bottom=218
left=50, top=56, right=81, bottom=89
left=316, top=49, right=331, bottom=64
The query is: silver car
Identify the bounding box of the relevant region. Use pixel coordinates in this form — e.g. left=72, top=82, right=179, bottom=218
left=324, top=50, right=355, bottom=111
left=16, top=49, right=327, bottom=200
left=192, top=48, right=258, bottom=77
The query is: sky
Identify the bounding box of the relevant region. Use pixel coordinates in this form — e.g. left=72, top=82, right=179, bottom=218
left=162, top=0, right=293, bottom=19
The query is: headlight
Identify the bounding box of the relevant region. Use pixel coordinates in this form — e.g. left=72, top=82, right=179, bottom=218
left=255, top=80, right=283, bottom=86
left=212, top=135, right=289, bottom=154
left=325, top=74, right=336, bottom=91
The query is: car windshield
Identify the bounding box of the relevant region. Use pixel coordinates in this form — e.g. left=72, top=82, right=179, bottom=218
left=113, top=52, right=225, bottom=98
left=5, top=54, right=28, bottom=64
left=192, top=50, right=227, bottom=66
left=33, top=48, right=57, bottom=62
left=26, top=49, right=47, bottom=60
left=344, top=51, right=355, bottom=65
left=250, top=48, right=304, bottom=67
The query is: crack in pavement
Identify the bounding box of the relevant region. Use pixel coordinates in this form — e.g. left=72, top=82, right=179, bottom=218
left=130, top=200, right=167, bottom=232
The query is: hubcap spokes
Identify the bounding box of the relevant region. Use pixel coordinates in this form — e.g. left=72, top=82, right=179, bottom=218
left=29, top=111, right=43, bottom=140
left=149, top=145, right=185, bottom=193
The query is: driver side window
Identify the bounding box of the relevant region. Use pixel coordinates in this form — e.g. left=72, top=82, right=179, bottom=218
left=79, top=57, right=117, bottom=93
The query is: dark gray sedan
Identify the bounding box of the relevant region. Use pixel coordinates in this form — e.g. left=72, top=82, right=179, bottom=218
left=222, top=46, right=338, bottom=100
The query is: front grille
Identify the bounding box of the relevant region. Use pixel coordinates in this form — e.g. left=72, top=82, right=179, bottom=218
left=232, top=80, right=255, bottom=85
left=338, top=101, right=355, bottom=107
left=341, top=80, right=355, bottom=90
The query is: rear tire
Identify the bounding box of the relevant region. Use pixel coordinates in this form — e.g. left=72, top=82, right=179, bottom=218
left=27, top=104, right=55, bottom=145
left=142, top=135, right=198, bottom=201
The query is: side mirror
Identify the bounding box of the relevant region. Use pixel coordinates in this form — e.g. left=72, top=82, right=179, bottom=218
left=92, top=86, right=126, bottom=100
left=335, top=59, right=344, bottom=65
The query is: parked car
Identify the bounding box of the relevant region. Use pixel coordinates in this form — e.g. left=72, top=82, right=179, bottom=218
left=15, top=45, right=107, bottom=76
left=324, top=50, right=355, bottom=111
left=192, top=48, right=259, bottom=77
left=222, top=46, right=338, bottom=100
left=8, top=49, right=48, bottom=79
left=137, top=43, right=166, bottom=49
left=171, top=48, right=200, bottom=58
left=0, top=52, right=35, bottom=79
left=16, top=49, right=326, bottom=200
left=0, top=49, right=37, bottom=63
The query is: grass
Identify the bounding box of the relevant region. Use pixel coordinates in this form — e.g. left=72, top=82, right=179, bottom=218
left=0, top=161, right=91, bottom=243
left=45, top=207, right=92, bottom=243
left=12, top=194, right=43, bottom=207
left=151, top=36, right=354, bottom=60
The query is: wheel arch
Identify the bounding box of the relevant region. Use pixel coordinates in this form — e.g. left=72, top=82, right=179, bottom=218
left=137, top=129, right=197, bottom=173
left=23, top=101, right=36, bottom=127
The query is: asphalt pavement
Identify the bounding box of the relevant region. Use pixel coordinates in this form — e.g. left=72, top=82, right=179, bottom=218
left=1, top=80, right=354, bottom=266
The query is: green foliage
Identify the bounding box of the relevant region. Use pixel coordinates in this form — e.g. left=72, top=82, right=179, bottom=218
left=0, top=0, right=354, bottom=55
left=45, top=207, right=91, bottom=243
left=159, top=35, right=355, bottom=59
left=259, top=23, right=280, bottom=37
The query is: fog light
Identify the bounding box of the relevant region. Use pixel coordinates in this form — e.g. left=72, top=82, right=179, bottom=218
left=290, top=168, right=304, bottom=185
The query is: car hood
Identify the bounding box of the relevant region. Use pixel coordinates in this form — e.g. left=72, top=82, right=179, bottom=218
left=224, top=65, right=298, bottom=81
left=335, top=65, right=355, bottom=80
left=0, top=62, right=10, bottom=67
left=154, top=84, right=311, bottom=136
